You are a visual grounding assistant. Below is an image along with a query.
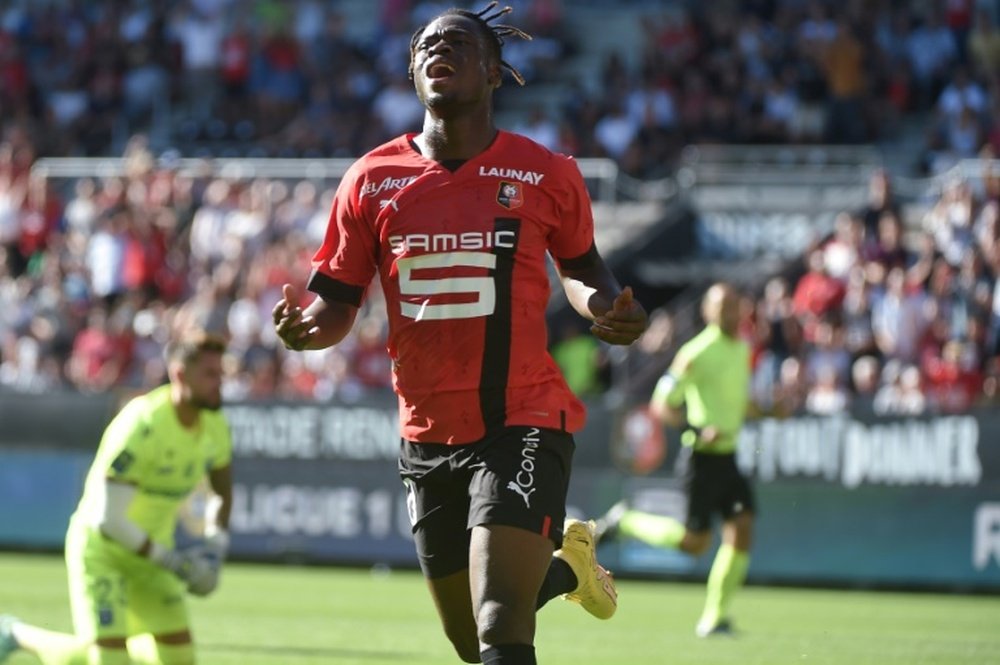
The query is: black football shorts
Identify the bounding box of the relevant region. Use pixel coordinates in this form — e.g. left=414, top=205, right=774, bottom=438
left=398, top=426, right=575, bottom=579
left=683, top=450, right=757, bottom=532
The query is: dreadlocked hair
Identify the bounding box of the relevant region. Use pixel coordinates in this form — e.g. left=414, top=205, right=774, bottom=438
left=408, top=1, right=532, bottom=86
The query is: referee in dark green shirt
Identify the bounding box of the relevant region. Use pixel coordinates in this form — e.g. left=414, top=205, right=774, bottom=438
left=598, top=282, right=755, bottom=637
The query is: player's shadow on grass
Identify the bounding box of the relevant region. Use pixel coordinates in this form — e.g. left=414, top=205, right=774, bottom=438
left=202, top=642, right=423, bottom=661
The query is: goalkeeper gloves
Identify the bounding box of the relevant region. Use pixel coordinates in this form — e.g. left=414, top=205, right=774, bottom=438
left=187, top=529, right=230, bottom=597
left=202, top=529, right=230, bottom=562
left=150, top=543, right=219, bottom=597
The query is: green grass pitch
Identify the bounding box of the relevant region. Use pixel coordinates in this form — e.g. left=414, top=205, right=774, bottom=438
left=1, top=552, right=997, bottom=664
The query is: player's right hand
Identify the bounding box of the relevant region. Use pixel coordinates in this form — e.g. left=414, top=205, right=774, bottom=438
left=272, top=283, right=318, bottom=351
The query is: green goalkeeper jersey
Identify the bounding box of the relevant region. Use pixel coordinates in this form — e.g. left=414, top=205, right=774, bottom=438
left=660, top=324, right=750, bottom=454
left=73, top=384, right=232, bottom=548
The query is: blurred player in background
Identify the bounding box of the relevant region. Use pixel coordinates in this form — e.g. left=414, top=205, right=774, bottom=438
left=272, top=3, right=647, bottom=662
left=0, top=329, right=234, bottom=665
left=596, top=282, right=755, bottom=638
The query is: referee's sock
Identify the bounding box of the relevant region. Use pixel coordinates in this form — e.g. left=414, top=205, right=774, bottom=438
left=699, top=543, right=750, bottom=630
left=618, top=510, right=686, bottom=549
left=481, top=643, right=536, bottom=664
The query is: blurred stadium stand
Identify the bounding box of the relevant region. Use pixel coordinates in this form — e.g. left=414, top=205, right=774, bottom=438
left=1, top=0, right=999, bottom=415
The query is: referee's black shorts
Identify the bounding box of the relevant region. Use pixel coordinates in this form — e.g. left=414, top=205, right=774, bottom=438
left=398, top=426, right=575, bottom=579
left=683, top=450, right=756, bottom=533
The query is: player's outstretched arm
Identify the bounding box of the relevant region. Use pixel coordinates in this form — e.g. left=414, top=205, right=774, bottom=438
left=97, top=480, right=215, bottom=589
left=649, top=391, right=686, bottom=428
left=650, top=356, right=690, bottom=428
left=272, top=283, right=359, bottom=351
left=559, top=257, right=647, bottom=345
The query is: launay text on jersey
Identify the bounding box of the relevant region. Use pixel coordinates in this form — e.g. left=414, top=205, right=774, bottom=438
left=479, top=166, right=544, bottom=185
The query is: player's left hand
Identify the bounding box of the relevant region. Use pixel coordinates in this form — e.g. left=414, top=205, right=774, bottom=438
left=187, top=570, right=220, bottom=597
left=185, top=530, right=228, bottom=597
left=591, top=287, right=647, bottom=345
left=273, top=283, right=318, bottom=351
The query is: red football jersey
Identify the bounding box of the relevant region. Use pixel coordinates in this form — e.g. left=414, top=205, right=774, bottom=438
left=308, top=130, right=597, bottom=444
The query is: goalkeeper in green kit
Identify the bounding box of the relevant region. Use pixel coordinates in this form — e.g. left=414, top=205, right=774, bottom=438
left=1, top=329, right=233, bottom=665
left=596, top=283, right=756, bottom=637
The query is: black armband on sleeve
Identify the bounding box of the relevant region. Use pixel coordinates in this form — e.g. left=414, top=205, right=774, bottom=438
left=555, top=241, right=599, bottom=271
left=307, top=269, right=364, bottom=307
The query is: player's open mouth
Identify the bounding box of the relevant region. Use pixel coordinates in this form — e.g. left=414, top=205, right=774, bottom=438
left=426, top=62, right=456, bottom=80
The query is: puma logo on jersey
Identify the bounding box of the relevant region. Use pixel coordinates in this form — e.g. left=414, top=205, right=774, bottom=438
left=479, top=166, right=544, bottom=185
left=379, top=199, right=398, bottom=211
left=360, top=175, right=418, bottom=198
left=506, top=480, right=536, bottom=508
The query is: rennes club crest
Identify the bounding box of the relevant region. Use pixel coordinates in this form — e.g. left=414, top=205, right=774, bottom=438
left=496, top=181, right=523, bottom=209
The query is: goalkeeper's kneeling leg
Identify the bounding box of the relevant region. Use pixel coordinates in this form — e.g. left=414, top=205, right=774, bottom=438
left=128, top=634, right=195, bottom=665
left=152, top=642, right=195, bottom=665
left=88, top=644, right=131, bottom=665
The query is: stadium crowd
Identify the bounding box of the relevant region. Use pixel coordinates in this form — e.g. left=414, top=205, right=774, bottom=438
left=0, top=1, right=997, bottom=174
left=1, top=0, right=1000, bottom=415
left=741, top=166, right=1000, bottom=417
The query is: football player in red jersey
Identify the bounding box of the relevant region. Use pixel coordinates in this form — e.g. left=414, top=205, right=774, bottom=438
left=273, top=3, right=647, bottom=663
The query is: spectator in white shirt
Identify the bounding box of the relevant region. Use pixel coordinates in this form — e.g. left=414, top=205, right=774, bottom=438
left=936, top=66, right=988, bottom=120
left=594, top=102, right=640, bottom=160
left=513, top=106, right=561, bottom=152
left=372, top=76, right=426, bottom=137
left=871, top=266, right=930, bottom=364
